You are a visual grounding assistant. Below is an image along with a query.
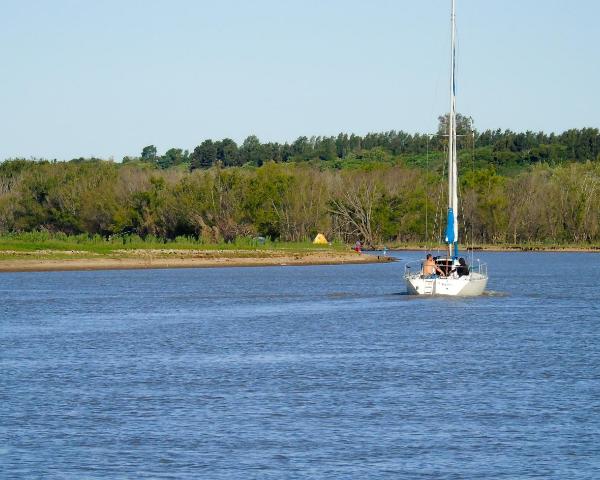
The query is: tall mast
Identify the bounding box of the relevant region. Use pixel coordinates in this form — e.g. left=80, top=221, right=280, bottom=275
left=445, top=0, right=459, bottom=258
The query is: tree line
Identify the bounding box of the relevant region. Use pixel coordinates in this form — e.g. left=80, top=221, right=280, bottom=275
left=118, top=120, right=599, bottom=171
left=1, top=157, right=599, bottom=246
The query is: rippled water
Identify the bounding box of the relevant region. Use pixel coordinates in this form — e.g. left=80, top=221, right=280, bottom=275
left=2, top=251, right=599, bottom=479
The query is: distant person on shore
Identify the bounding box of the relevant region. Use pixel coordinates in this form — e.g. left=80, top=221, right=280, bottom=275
left=423, top=254, right=444, bottom=277
left=354, top=240, right=362, bottom=253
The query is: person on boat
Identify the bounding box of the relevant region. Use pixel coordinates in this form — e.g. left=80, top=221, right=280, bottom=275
left=456, top=257, right=470, bottom=277
left=437, top=257, right=452, bottom=276
left=423, top=254, right=445, bottom=277
left=449, top=257, right=469, bottom=277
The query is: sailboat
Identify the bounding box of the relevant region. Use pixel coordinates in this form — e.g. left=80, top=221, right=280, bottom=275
left=404, top=0, right=488, bottom=296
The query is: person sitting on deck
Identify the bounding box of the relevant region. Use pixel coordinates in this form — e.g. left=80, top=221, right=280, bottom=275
left=450, top=257, right=470, bottom=277
left=423, top=254, right=445, bottom=278
left=437, top=257, right=453, bottom=276
left=455, top=257, right=470, bottom=277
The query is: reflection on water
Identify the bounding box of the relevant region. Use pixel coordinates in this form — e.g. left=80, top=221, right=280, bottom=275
left=2, top=251, right=599, bottom=479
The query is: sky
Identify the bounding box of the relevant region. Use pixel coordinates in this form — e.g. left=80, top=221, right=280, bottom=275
left=1, top=0, right=599, bottom=161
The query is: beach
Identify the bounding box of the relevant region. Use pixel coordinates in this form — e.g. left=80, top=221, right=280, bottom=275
left=0, top=248, right=393, bottom=272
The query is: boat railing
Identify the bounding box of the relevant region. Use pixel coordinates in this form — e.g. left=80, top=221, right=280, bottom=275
left=404, top=258, right=487, bottom=278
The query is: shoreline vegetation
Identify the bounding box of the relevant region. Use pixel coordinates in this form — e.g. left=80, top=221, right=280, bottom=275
left=1, top=124, right=599, bottom=263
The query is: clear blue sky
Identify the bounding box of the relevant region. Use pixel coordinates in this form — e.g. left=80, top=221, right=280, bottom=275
left=1, top=0, right=598, bottom=160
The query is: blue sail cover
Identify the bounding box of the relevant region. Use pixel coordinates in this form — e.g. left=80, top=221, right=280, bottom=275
left=445, top=208, right=455, bottom=244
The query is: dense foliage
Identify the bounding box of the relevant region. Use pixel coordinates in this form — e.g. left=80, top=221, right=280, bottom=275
left=2, top=127, right=599, bottom=246
left=116, top=120, right=600, bottom=172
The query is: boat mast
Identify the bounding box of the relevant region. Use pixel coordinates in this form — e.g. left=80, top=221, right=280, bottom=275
left=445, top=0, right=459, bottom=259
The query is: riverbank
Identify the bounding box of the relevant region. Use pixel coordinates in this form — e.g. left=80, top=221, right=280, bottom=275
left=0, top=248, right=393, bottom=273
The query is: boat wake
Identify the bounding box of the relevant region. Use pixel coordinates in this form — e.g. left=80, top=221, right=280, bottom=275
left=481, top=290, right=510, bottom=297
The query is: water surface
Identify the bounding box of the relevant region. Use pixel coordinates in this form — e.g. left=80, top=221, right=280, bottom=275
left=2, top=251, right=599, bottom=479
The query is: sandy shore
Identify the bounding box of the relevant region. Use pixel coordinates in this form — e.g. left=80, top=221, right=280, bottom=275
left=0, top=249, right=394, bottom=273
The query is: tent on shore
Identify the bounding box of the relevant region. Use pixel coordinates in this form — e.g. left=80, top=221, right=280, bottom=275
left=313, top=233, right=328, bottom=245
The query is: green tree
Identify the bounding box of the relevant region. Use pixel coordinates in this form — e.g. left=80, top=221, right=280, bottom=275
left=216, top=138, right=239, bottom=166
left=159, top=148, right=188, bottom=169
left=437, top=113, right=474, bottom=136
left=141, top=145, right=158, bottom=163
left=190, top=140, right=217, bottom=170
left=318, top=137, right=337, bottom=161
left=239, top=135, right=263, bottom=166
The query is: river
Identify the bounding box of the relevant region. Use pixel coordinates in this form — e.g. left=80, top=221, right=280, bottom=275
left=2, top=251, right=599, bottom=478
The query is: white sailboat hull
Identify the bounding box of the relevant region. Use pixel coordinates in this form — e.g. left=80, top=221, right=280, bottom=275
left=405, top=272, right=488, bottom=296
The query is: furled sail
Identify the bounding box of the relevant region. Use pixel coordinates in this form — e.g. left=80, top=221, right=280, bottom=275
left=446, top=0, right=459, bottom=257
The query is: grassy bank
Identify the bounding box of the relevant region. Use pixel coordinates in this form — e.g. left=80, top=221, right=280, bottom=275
left=0, top=232, right=346, bottom=259
left=0, top=233, right=393, bottom=272
left=1, top=233, right=599, bottom=263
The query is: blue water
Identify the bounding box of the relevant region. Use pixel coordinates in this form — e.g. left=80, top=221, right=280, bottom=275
left=2, top=251, right=599, bottom=479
